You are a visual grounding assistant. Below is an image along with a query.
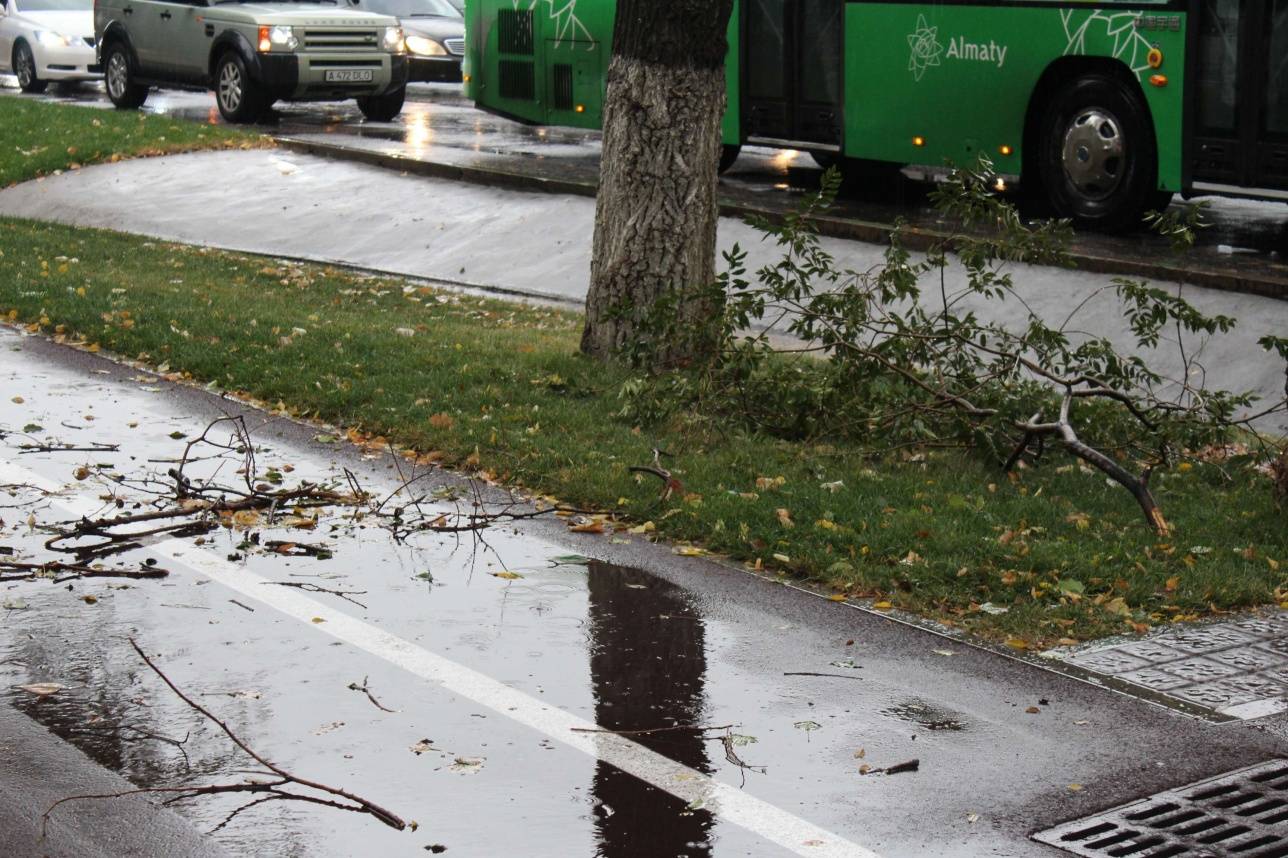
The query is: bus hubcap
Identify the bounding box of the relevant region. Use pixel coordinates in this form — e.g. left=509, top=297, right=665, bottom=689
left=1061, top=108, right=1125, bottom=201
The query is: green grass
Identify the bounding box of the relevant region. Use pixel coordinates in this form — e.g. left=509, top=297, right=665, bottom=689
left=1, top=217, right=1284, bottom=647
left=0, top=97, right=264, bottom=186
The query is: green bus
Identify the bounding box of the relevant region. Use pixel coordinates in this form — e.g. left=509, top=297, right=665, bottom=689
left=463, top=0, right=1288, bottom=231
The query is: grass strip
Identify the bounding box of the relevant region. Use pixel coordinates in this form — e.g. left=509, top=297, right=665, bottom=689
left=0, top=217, right=1283, bottom=647
left=0, top=96, right=264, bottom=186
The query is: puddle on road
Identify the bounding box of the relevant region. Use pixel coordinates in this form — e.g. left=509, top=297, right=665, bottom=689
left=882, top=699, right=968, bottom=732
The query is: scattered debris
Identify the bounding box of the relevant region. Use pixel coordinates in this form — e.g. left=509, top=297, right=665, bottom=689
left=861, top=759, right=920, bottom=776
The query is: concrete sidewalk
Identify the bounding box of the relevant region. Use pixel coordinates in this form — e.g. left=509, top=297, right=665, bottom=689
left=0, top=701, right=225, bottom=857
left=1, top=148, right=1285, bottom=430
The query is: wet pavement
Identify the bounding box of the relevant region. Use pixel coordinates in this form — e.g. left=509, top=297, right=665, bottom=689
left=4, top=78, right=1288, bottom=298
left=4, top=312, right=1288, bottom=857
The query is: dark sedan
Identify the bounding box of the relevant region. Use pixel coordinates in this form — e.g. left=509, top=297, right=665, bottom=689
left=360, top=0, right=462, bottom=83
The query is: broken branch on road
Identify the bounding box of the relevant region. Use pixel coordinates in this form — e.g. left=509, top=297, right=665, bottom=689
left=43, top=639, right=407, bottom=834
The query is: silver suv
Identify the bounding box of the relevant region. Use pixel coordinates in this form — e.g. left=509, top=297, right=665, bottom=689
left=94, top=0, right=409, bottom=123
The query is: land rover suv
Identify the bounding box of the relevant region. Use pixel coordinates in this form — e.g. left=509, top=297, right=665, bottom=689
left=94, top=0, right=409, bottom=123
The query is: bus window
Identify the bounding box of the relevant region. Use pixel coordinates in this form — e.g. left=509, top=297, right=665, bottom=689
left=1197, top=0, right=1240, bottom=134
left=1266, top=0, right=1288, bottom=135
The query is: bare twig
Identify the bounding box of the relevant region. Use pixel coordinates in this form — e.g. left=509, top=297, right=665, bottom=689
left=347, top=676, right=397, bottom=713
left=267, top=581, right=367, bottom=609
left=42, top=640, right=406, bottom=834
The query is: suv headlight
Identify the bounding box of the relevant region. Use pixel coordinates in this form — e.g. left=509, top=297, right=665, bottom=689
left=381, top=26, right=405, bottom=53
left=257, top=25, right=298, bottom=52
left=34, top=30, right=73, bottom=48
left=405, top=35, right=447, bottom=56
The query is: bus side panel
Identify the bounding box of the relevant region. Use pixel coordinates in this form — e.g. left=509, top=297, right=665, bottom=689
left=844, top=4, right=1185, bottom=191
left=468, top=0, right=742, bottom=141
left=723, top=0, right=741, bottom=147
left=465, top=0, right=613, bottom=129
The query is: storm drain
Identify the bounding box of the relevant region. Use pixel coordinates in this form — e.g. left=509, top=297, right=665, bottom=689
left=1034, top=760, right=1288, bottom=857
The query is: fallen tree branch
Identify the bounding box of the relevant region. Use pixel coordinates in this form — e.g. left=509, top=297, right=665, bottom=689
left=0, top=560, right=168, bottom=583
left=43, top=639, right=406, bottom=834
left=267, top=581, right=367, bottom=609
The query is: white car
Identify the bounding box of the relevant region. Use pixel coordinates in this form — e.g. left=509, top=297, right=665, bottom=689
left=0, top=0, right=98, bottom=93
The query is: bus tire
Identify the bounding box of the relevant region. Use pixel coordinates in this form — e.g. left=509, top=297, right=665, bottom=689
left=1039, top=73, right=1158, bottom=232
left=719, top=144, right=741, bottom=174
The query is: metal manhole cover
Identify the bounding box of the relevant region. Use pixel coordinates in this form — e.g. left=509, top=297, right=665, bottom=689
left=1034, top=760, right=1288, bottom=857
left=1046, top=613, right=1288, bottom=720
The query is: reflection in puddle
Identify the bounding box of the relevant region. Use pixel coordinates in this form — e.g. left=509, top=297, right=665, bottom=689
left=883, top=698, right=967, bottom=732
left=587, top=561, right=714, bottom=856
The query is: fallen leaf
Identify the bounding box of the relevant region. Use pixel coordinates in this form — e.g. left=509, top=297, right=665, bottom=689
left=82, top=594, right=98, bottom=605
left=17, top=682, right=63, bottom=697
left=311, top=617, right=326, bottom=624
left=449, top=756, right=485, bottom=774
left=1005, top=638, right=1029, bottom=650
left=793, top=720, right=821, bottom=732
left=673, top=545, right=707, bottom=557
left=776, top=508, right=795, bottom=528
left=872, top=601, right=893, bottom=611
left=490, top=571, right=523, bottom=580
left=569, top=520, right=605, bottom=534
left=1068, top=783, right=1083, bottom=792
left=1024, top=706, right=1040, bottom=714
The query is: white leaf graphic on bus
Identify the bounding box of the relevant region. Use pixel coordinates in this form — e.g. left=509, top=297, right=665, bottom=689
left=906, top=14, right=944, bottom=81
left=1061, top=9, right=1154, bottom=78
left=513, top=0, right=592, bottom=49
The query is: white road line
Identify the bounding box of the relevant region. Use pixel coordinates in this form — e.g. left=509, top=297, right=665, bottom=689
left=1, top=460, right=878, bottom=858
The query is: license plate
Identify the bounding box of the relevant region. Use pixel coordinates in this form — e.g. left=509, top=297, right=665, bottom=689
left=324, top=69, right=374, bottom=82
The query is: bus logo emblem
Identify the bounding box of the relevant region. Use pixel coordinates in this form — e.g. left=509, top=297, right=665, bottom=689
left=907, top=14, right=944, bottom=81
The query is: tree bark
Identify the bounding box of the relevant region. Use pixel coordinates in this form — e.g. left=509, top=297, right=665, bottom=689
left=581, top=0, right=735, bottom=366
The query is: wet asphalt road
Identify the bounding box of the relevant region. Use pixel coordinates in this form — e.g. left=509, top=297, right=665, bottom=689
left=5, top=76, right=1288, bottom=289
left=3, top=310, right=1288, bottom=857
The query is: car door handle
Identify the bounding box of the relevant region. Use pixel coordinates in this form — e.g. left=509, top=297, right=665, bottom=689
left=160, top=10, right=171, bottom=18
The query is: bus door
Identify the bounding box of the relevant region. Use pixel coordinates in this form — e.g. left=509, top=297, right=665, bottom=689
left=1190, top=0, right=1288, bottom=193
left=742, top=0, right=844, bottom=149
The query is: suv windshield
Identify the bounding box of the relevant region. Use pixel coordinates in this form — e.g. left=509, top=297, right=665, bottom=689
left=357, top=0, right=457, bottom=18
left=16, top=0, right=91, bottom=11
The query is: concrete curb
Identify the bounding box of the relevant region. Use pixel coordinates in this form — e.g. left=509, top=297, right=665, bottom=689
left=275, top=136, right=1288, bottom=302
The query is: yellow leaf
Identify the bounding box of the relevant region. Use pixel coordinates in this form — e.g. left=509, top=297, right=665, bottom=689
left=814, top=519, right=837, bottom=530
left=490, top=571, right=523, bottom=580
left=872, top=601, right=893, bottom=610
left=776, top=508, right=794, bottom=528
left=569, top=520, right=605, bottom=534
left=1068, top=783, right=1083, bottom=792
left=828, top=594, right=847, bottom=602
left=311, top=617, right=326, bottom=624
left=772, top=553, right=791, bottom=563
left=628, top=521, right=656, bottom=534
left=1005, top=638, right=1029, bottom=650
left=673, top=546, right=707, bottom=557
left=1164, top=576, right=1179, bottom=592
left=232, top=509, right=261, bottom=527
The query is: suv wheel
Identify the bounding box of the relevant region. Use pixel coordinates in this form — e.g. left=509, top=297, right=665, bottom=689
left=215, top=52, right=265, bottom=124
left=104, top=42, right=147, bottom=109
left=13, top=42, right=47, bottom=93
left=356, top=85, right=405, bottom=122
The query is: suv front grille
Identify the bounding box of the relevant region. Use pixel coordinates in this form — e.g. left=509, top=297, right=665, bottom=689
left=301, top=28, right=381, bottom=52
left=444, top=37, right=464, bottom=56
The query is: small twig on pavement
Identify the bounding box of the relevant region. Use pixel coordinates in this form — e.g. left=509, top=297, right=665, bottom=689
left=266, top=581, right=367, bottom=609
left=862, top=759, right=920, bottom=776
left=347, top=676, right=397, bottom=713
left=782, top=671, right=864, bottom=680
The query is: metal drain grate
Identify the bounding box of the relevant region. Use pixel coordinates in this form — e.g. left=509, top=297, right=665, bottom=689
left=1035, top=760, right=1288, bottom=857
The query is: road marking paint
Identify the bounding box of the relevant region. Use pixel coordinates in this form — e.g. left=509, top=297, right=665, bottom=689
left=1, top=460, right=878, bottom=858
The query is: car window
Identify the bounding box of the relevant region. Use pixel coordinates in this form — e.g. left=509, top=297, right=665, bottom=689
left=15, top=0, right=92, bottom=10
left=357, top=0, right=458, bottom=19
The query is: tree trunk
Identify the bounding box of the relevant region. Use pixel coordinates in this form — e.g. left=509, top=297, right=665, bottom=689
left=581, top=0, right=734, bottom=366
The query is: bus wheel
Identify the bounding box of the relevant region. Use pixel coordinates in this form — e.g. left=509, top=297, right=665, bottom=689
left=719, top=144, right=741, bottom=174
left=1039, top=74, right=1157, bottom=232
